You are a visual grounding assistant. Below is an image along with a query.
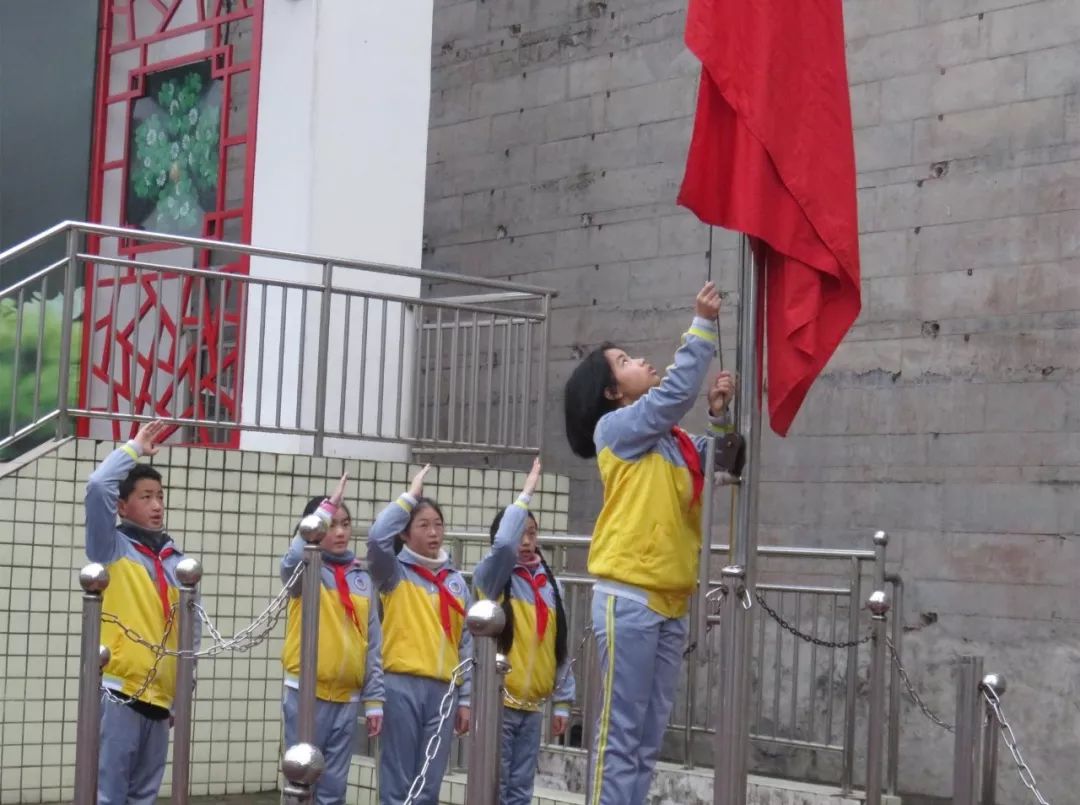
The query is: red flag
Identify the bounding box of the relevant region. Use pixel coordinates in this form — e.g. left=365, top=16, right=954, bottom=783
left=677, top=0, right=862, bottom=436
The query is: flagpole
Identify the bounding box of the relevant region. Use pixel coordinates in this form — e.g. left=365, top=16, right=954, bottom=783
left=713, top=234, right=763, bottom=805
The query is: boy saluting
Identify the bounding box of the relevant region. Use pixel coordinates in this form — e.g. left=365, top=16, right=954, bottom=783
left=85, top=419, right=191, bottom=804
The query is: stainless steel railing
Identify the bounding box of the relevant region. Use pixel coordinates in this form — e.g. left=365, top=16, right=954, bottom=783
left=439, top=529, right=903, bottom=792
left=0, top=221, right=554, bottom=459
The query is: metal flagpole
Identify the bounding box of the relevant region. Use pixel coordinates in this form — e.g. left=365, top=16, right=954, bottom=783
left=713, top=234, right=763, bottom=805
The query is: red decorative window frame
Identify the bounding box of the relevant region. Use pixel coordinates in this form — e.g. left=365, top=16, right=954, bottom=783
left=81, top=0, right=263, bottom=447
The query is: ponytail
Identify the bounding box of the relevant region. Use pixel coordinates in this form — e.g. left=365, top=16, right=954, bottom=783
left=488, top=509, right=567, bottom=665
left=537, top=550, right=568, bottom=666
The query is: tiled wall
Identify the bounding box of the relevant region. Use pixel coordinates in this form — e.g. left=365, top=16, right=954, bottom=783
left=0, top=437, right=569, bottom=803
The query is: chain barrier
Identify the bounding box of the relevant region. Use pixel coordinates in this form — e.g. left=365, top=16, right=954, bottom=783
left=98, top=563, right=306, bottom=706
left=884, top=637, right=954, bottom=733
left=100, top=602, right=178, bottom=707
left=194, top=561, right=305, bottom=657
left=502, top=631, right=591, bottom=710
left=755, top=591, right=871, bottom=649
left=403, top=658, right=474, bottom=805
left=712, top=591, right=960, bottom=739
left=982, top=686, right=1052, bottom=804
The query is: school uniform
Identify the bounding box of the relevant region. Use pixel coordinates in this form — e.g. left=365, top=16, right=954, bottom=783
left=367, top=494, right=473, bottom=805
left=85, top=442, right=192, bottom=805
left=587, top=316, right=730, bottom=805
left=281, top=500, right=384, bottom=805
left=473, top=499, right=576, bottom=805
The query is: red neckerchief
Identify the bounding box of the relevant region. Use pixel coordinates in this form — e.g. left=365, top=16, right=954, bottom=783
left=404, top=564, right=465, bottom=640
left=671, top=426, right=704, bottom=507
left=513, top=567, right=549, bottom=640
left=331, top=564, right=362, bottom=633
left=131, top=543, right=176, bottom=621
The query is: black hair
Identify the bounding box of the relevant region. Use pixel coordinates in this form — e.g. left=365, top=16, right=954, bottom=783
left=119, top=464, right=163, bottom=500
left=563, top=341, right=619, bottom=459
left=296, top=496, right=352, bottom=540
left=394, top=497, right=445, bottom=555
left=301, top=496, right=351, bottom=520
left=489, top=509, right=568, bottom=666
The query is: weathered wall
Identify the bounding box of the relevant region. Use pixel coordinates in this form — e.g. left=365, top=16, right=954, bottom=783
left=422, top=1, right=1080, bottom=801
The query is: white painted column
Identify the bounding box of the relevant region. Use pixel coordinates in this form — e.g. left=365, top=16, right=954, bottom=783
left=242, top=0, right=434, bottom=459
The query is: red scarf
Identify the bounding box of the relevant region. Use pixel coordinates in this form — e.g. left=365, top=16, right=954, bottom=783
left=332, top=564, right=362, bottom=633
left=405, top=564, right=465, bottom=640
left=513, top=567, right=549, bottom=640
left=671, top=426, right=704, bottom=507
left=131, top=543, right=176, bottom=621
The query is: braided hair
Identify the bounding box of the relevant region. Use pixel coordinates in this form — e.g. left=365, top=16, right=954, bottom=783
left=488, top=509, right=568, bottom=666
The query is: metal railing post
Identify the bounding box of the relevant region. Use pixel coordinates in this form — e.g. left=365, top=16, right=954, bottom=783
left=713, top=563, right=748, bottom=805
left=979, top=673, right=1005, bottom=805
left=466, top=600, right=507, bottom=805
left=298, top=513, right=327, bottom=745
left=56, top=225, right=79, bottom=439
left=865, top=590, right=890, bottom=805
left=312, top=262, right=334, bottom=456
left=282, top=743, right=326, bottom=805
left=886, top=573, right=903, bottom=795
left=953, top=655, right=984, bottom=805
left=536, top=293, right=551, bottom=453
left=74, top=563, right=109, bottom=805
left=841, top=556, right=862, bottom=792
left=872, top=530, right=887, bottom=592
left=171, top=558, right=202, bottom=805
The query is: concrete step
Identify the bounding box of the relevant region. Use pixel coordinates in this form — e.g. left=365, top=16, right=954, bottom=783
left=60, top=758, right=899, bottom=805
left=531, top=749, right=903, bottom=805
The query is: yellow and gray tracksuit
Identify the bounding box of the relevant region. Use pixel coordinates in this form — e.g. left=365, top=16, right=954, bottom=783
left=368, top=493, right=473, bottom=805
left=281, top=500, right=384, bottom=805
left=474, top=498, right=576, bottom=805
left=85, top=441, right=190, bottom=805
left=588, top=316, right=729, bottom=805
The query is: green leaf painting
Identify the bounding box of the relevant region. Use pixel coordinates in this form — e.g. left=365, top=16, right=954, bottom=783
left=128, top=65, right=222, bottom=235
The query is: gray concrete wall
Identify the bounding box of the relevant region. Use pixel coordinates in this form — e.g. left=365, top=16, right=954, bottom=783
left=422, top=1, right=1080, bottom=802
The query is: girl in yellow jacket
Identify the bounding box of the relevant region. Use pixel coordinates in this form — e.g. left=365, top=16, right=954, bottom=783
left=281, top=474, right=383, bottom=805
left=563, top=282, right=735, bottom=805
left=473, top=459, right=576, bottom=805
left=368, top=464, right=472, bottom=805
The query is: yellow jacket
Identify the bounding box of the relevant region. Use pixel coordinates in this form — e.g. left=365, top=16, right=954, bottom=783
left=588, top=317, right=728, bottom=618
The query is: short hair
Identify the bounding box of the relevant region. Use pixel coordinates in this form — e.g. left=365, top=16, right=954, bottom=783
left=119, top=464, right=163, bottom=500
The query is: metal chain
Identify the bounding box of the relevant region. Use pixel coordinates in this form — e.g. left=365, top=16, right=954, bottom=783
left=885, top=637, right=954, bottom=732
left=100, top=563, right=304, bottom=662
left=502, top=688, right=545, bottom=710
left=194, top=561, right=305, bottom=656
left=755, top=591, right=871, bottom=649
left=100, top=601, right=178, bottom=707
left=982, top=686, right=1052, bottom=804
left=403, top=658, right=474, bottom=805
left=502, top=631, right=590, bottom=711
